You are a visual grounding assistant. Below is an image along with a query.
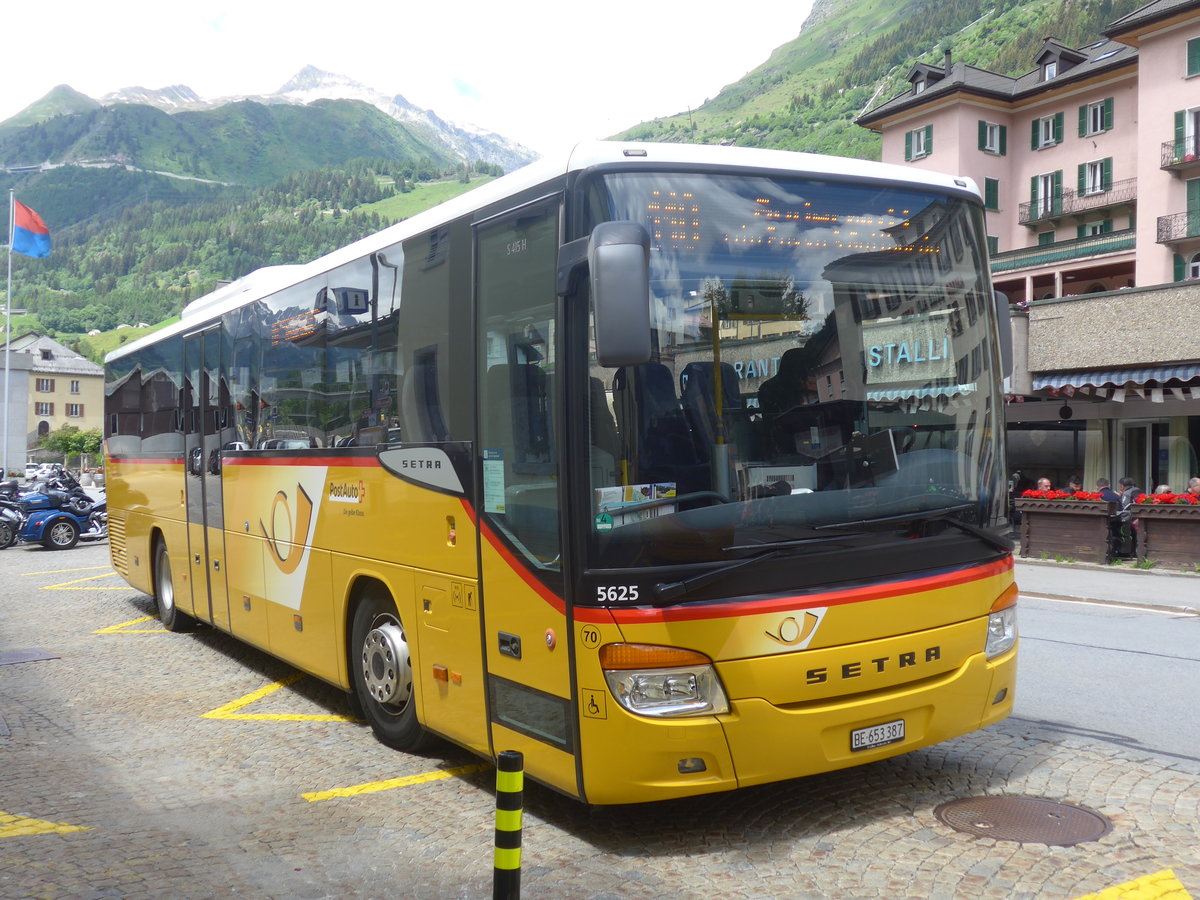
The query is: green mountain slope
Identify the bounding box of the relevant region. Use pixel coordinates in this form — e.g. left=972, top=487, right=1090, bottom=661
left=618, top=0, right=1145, bottom=159
left=0, top=98, right=456, bottom=187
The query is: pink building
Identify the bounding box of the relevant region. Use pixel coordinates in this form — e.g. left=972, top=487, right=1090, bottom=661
left=858, top=0, right=1200, bottom=511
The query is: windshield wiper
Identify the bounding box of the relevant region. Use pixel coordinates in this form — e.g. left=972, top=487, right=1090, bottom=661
left=653, top=533, right=863, bottom=604
left=814, top=502, right=1012, bottom=554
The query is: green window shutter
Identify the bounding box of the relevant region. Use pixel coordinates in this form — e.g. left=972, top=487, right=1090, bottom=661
left=1174, top=253, right=1186, bottom=282
left=925, top=124, right=933, bottom=155
left=1187, top=177, right=1200, bottom=214
left=1038, top=231, right=1054, bottom=246
left=1130, top=214, right=1136, bottom=229
left=1102, top=219, right=1113, bottom=233
left=1054, top=112, right=1064, bottom=144
left=1077, top=224, right=1086, bottom=239
left=1078, top=105, right=1087, bottom=137
left=1031, top=120, right=1040, bottom=150
left=1103, top=98, right=1113, bottom=130
left=984, top=178, right=999, bottom=210
left=1052, top=171, right=1063, bottom=215
left=1176, top=110, right=1186, bottom=157
left=978, top=120, right=987, bottom=151
left=1078, top=164, right=1087, bottom=195
left=1102, top=157, right=1113, bottom=191
left=1189, top=38, right=1200, bottom=77
left=905, top=130, right=913, bottom=161
left=987, top=236, right=999, bottom=256
left=1030, top=175, right=1039, bottom=207
left=999, top=125, right=1007, bottom=155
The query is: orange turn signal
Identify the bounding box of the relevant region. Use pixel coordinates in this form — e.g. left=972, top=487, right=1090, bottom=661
left=990, top=582, right=1019, bottom=613
left=599, top=643, right=711, bottom=670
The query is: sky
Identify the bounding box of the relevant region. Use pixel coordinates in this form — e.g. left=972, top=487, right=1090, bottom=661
left=1, top=1, right=815, bottom=155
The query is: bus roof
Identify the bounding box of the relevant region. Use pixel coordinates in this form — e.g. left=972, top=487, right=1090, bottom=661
left=106, top=141, right=979, bottom=365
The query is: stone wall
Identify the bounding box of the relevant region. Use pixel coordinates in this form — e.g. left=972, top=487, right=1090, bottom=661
left=1025, top=282, right=1200, bottom=372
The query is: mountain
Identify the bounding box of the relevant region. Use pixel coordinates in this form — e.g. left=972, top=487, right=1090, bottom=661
left=616, top=0, right=1147, bottom=160
left=1, top=85, right=101, bottom=131
left=0, top=97, right=459, bottom=201
left=99, top=65, right=534, bottom=171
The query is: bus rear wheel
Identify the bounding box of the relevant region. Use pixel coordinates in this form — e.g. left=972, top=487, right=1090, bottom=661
left=154, top=539, right=194, bottom=632
left=351, top=588, right=428, bottom=751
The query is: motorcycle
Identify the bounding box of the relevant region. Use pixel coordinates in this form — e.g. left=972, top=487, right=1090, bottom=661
left=0, top=469, right=107, bottom=550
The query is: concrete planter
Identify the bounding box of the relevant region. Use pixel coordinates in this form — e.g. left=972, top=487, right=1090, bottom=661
left=1014, top=498, right=1117, bottom=564
left=1133, top=504, right=1200, bottom=569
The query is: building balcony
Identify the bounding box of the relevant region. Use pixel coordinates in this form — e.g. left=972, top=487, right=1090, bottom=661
left=1017, top=177, right=1137, bottom=226
left=991, top=229, right=1135, bottom=273
left=1160, top=137, right=1200, bottom=175
left=1156, top=211, right=1200, bottom=245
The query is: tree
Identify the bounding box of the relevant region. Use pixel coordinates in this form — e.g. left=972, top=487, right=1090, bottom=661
left=39, top=425, right=103, bottom=468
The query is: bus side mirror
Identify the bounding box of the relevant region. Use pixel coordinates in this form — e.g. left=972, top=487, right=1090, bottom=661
left=589, top=222, right=652, bottom=367
left=993, top=290, right=1013, bottom=378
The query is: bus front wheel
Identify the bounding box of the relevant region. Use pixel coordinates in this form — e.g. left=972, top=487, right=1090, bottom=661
left=154, top=539, right=194, bottom=633
left=351, top=588, right=428, bottom=752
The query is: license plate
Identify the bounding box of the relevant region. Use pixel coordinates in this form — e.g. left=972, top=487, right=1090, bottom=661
left=850, top=718, right=905, bottom=751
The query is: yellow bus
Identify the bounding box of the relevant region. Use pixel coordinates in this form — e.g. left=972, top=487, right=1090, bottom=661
left=105, top=142, right=1017, bottom=804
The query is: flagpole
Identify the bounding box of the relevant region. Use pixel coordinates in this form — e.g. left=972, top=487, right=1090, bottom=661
left=4, top=188, right=12, bottom=479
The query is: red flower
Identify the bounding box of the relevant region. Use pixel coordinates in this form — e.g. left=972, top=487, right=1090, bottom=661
left=1135, top=492, right=1200, bottom=505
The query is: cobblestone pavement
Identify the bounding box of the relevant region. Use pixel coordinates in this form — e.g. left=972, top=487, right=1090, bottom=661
left=1, top=543, right=1197, bottom=899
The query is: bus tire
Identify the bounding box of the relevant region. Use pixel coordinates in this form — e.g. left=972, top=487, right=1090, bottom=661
left=351, top=587, right=428, bottom=751
left=154, top=538, right=194, bottom=633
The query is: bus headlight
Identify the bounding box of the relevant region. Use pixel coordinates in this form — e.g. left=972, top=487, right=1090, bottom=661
left=600, top=643, right=729, bottom=718
left=985, top=586, right=1018, bottom=659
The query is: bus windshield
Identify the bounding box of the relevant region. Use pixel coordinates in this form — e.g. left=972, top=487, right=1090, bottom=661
left=583, top=170, right=1006, bottom=570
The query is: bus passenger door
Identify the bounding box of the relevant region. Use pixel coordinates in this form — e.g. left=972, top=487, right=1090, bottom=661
left=183, top=326, right=231, bottom=631
left=473, top=201, right=578, bottom=795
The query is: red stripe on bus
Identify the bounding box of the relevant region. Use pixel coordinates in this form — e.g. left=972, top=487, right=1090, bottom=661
left=107, top=457, right=185, bottom=465
left=223, top=455, right=382, bottom=467
left=478, top=518, right=568, bottom=615
left=605, top=557, right=1014, bottom=625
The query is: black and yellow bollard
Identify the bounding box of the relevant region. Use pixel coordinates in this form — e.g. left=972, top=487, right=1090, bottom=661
left=493, top=750, right=523, bottom=900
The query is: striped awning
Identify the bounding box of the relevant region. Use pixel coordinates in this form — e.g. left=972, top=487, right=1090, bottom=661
left=1033, top=364, right=1200, bottom=391
left=866, top=383, right=977, bottom=402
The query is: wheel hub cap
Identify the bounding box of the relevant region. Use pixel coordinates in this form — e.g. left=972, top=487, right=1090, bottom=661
left=361, top=621, right=411, bottom=706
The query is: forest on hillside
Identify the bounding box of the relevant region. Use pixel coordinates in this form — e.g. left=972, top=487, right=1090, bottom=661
left=3, top=157, right=502, bottom=342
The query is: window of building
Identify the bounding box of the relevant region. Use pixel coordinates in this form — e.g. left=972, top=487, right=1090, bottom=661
left=1034, top=171, right=1062, bottom=216
left=1080, top=98, right=1113, bottom=136
left=905, top=125, right=933, bottom=160
left=1080, top=158, right=1112, bottom=195
left=1188, top=37, right=1200, bottom=77
left=70, top=380, right=80, bottom=394
left=35, top=402, right=54, bottom=416
left=35, top=378, right=55, bottom=392
left=1080, top=220, right=1112, bottom=238
left=39, top=349, right=52, bottom=361
left=914, top=78, right=926, bottom=94
left=1044, top=61, right=1058, bottom=80
left=978, top=121, right=1007, bottom=155
left=987, top=235, right=999, bottom=256
left=984, top=178, right=1000, bottom=211
left=1191, top=252, right=1200, bottom=279
left=1033, top=113, right=1063, bottom=149
left=66, top=404, right=84, bottom=417
left=1038, top=231, right=1055, bottom=246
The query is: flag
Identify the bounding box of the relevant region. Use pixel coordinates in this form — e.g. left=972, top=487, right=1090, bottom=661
left=11, top=200, right=51, bottom=258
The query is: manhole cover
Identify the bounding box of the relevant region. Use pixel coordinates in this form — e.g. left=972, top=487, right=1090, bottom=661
left=934, top=796, right=1112, bottom=845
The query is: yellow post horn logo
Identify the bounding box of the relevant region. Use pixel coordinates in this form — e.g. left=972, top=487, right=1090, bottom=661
left=261, top=485, right=314, bottom=574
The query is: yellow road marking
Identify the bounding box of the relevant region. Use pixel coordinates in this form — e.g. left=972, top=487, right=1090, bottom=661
left=93, top=615, right=161, bottom=634
left=0, top=811, right=89, bottom=838
left=43, top=572, right=127, bottom=591
left=302, top=764, right=491, bottom=802
left=22, top=565, right=113, bottom=576
left=1074, top=869, right=1193, bottom=900
left=202, top=673, right=357, bottom=723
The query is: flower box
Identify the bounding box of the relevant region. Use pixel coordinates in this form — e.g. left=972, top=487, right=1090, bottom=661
left=1014, top=497, right=1117, bottom=564
left=1131, top=496, right=1200, bottom=569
